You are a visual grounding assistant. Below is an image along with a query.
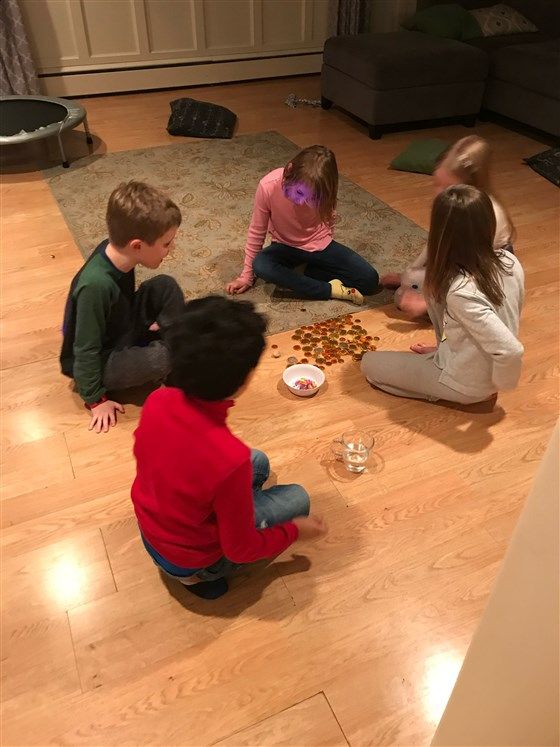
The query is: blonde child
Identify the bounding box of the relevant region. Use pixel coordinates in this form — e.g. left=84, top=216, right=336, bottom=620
left=361, top=185, right=524, bottom=405
left=382, top=135, right=515, bottom=318
left=226, top=145, right=379, bottom=305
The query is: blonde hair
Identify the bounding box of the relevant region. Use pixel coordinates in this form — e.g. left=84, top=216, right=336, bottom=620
left=106, top=181, right=182, bottom=247
left=438, top=135, right=515, bottom=244
left=425, top=184, right=512, bottom=307
left=283, top=145, right=338, bottom=226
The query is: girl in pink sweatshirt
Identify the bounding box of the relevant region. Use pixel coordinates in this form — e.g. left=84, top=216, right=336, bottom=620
left=226, top=145, right=379, bottom=305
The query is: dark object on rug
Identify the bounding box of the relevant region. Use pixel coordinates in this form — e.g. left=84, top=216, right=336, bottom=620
left=524, top=148, right=560, bottom=187
left=167, top=98, right=237, bottom=139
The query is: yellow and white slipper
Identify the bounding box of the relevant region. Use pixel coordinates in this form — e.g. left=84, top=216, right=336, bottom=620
left=329, top=279, right=364, bottom=305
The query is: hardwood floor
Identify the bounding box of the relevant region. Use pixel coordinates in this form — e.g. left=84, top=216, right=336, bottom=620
left=1, top=75, right=558, bottom=746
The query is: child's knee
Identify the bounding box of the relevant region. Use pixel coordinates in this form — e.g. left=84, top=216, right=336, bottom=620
left=360, top=266, right=379, bottom=295
left=360, top=351, right=379, bottom=384
left=251, top=449, right=270, bottom=476
left=291, top=485, right=310, bottom=517
left=252, top=253, right=271, bottom=280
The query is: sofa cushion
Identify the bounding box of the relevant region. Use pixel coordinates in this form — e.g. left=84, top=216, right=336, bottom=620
left=402, top=3, right=481, bottom=40
left=417, top=0, right=560, bottom=35
left=323, top=31, right=488, bottom=90
left=468, top=4, right=537, bottom=36
left=467, top=31, right=553, bottom=51
left=490, top=39, right=560, bottom=99
left=390, top=138, right=450, bottom=174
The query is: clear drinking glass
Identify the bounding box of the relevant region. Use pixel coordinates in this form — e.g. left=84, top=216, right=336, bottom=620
left=332, top=430, right=374, bottom=473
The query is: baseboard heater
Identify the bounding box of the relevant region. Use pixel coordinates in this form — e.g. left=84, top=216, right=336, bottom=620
left=39, top=52, right=323, bottom=97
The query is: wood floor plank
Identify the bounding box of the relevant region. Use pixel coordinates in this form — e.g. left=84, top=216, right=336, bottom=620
left=324, top=631, right=473, bottom=747
left=1, top=613, right=81, bottom=723
left=1, top=433, right=74, bottom=501
left=214, top=693, right=348, bottom=746
left=1, top=529, right=117, bottom=624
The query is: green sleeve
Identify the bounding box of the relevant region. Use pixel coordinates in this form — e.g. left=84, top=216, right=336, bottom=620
left=73, top=282, right=115, bottom=404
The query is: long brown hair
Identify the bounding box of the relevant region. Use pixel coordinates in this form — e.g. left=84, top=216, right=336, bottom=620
left=425, top=185, right=512, bottom=306
left=438, top=135, right=516, bottom=244
left=283, top=145, right=338, bottom=226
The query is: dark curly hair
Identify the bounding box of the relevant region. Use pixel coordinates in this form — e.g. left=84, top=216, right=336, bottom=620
left=166, top=296, right=267, bottom=401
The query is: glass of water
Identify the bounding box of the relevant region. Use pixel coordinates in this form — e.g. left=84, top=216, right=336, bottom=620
left=341, top=430, right=374, bottom=473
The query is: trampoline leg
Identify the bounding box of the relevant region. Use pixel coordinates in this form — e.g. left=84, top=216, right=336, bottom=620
left=57, top=131, right=69, bottom=168
left=83, top=115, right=93, bottom=145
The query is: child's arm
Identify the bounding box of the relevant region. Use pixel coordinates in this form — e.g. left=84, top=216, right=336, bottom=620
left=381, top=246, right=427, bottom=288
left=73, top=284, right=124, bottom=431
left=226, top=182, right=271, bottom=294
left=447, top=285, right=524, bottom=391
left=213, top=460, right=324, bottom=563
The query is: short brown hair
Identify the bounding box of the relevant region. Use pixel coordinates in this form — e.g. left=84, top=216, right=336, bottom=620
left=283, top=145, right=338, bottom=226
left=425, top=185, right=512, bottom=307
left=106, top=181, right=182, bottom=247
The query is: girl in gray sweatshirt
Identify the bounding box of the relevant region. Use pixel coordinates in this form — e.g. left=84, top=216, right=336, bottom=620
left=361, top=185, right=524, bottom=405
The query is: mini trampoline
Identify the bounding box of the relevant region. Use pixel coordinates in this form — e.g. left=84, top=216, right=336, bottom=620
left=0, top=95, right=93, bottom=168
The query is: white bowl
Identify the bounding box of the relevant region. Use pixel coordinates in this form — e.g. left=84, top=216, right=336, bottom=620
left=282, top=363, right=325, bottom=397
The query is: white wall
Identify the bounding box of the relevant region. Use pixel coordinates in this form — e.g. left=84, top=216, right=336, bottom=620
left=432, top=424, right=560, bottom=746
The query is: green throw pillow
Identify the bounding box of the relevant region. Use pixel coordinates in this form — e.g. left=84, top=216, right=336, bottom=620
left=390, top=139, right=449, bottom=175
left=402, top=3, right=481, bottom=41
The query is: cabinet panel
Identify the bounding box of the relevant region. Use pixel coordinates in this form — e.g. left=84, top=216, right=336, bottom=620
left=203, top=0, right=253, bottom=50
left=23, top=0, right=328, bottom=81
left=144, top=0, right=197, bottom=53
left=21, top=0, right=80, bottom=67
left=262, top=0, right=305, bottom=46
left=312, top=0, right=329, bottom=42
left=81, top=0, right=140, bottom=58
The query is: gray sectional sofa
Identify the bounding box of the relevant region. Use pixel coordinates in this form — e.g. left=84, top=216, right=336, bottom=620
left=321, top=0, right=560, bottom=138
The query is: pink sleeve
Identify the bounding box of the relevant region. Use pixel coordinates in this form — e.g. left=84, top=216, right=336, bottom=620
left=239, top=181, right=271, bottom=284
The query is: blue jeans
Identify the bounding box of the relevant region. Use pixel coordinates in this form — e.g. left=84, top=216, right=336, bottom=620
left=143, top=449, right=310, bottom=583
left=252, top=240, right=379, bottom=300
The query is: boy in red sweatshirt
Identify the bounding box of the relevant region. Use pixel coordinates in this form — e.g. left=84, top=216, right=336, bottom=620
left=131, top=295, right=327, bottom=599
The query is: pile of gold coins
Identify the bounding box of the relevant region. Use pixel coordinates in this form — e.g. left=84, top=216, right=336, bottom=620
left=278, top=314, right=380, bottom=369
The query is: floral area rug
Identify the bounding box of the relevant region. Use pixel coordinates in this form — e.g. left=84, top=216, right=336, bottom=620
left=45, top=131, right=426, bottom=334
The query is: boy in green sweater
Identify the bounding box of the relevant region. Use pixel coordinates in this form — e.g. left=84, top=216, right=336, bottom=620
left=60, top=181, right=184, bottom=433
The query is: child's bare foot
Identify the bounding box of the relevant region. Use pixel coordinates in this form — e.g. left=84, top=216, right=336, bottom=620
left=381, top=272, right=402, bottom=289
left=410, top=342, right=438, bottom=354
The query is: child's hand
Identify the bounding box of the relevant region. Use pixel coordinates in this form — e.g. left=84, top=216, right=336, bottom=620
left=148, top=322, right=160, bottom=332
left=380, top=272, right=402, bottom=289
left=397, top=288, right=428, bottom=318
left=226, top=277, right=252, bottom=295
left=88, top=400, right=125, bottom=433
left=410, top=342, right=438, bottom=354
left=293, top=514, right=328, bottom=541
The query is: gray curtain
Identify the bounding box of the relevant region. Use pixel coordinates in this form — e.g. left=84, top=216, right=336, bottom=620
left=328, top=0, right=373, bottom=36
left=0, top=0, right=39, bottom=95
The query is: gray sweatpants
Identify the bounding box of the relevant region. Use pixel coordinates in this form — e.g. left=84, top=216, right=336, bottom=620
left=103, top=275, right=184, bottom=391
left=360, top=350, right=484, bottom=404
